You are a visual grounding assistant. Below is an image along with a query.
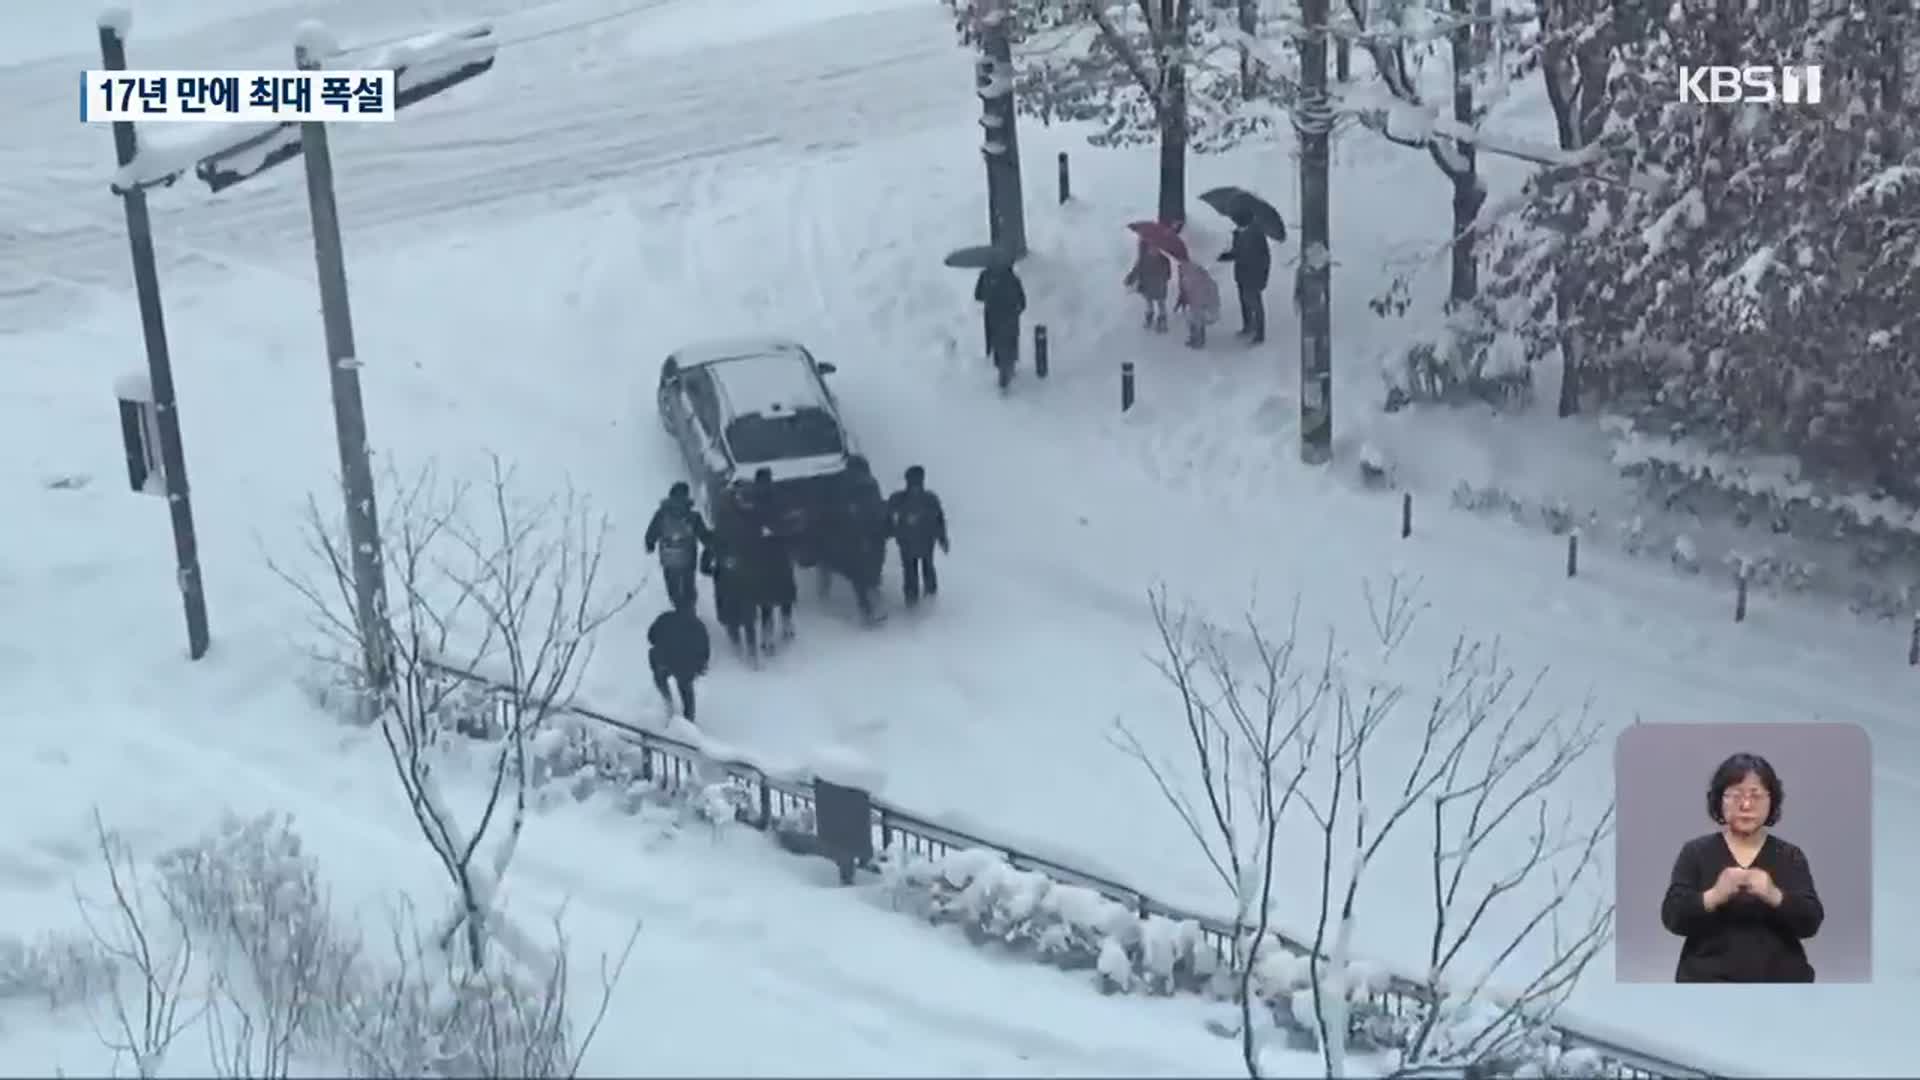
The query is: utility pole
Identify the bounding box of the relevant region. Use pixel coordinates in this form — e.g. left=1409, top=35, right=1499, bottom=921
left=99, top=13, right=211, bottom=659
left=1295, top=0, right=1334, bottom=464
left=296, top=36, right=389, bottom=692
left=976, top=0, right=1027, bottom=257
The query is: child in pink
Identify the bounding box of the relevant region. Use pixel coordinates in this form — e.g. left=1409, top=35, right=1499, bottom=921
left=1173, top=258, right=1222, bottom=347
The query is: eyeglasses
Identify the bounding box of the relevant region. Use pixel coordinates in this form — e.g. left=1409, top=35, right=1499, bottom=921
left=1722, top=789, right=1771, bottom=806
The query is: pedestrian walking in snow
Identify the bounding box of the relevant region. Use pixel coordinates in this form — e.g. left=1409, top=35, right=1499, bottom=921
left=644, top=481, right=710, bottom=611
left=647, top=605, right=710, bottom=721
left=1124, top=238, right=1173, bottom=333
left=1217, top=212, right=1272, bottom=344
left=975, top=264, right=1027, bottom=390
left=887, top=464, right=949, bottom=609
left=1173, top=258, right=1222, bottom=348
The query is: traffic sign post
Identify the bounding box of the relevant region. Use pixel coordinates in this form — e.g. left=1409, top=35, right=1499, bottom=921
left=102, top=17, right=498, bottom=684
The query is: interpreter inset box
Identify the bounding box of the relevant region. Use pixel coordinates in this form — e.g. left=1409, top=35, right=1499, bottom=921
left=1613, top=721, right=1872, bottom=983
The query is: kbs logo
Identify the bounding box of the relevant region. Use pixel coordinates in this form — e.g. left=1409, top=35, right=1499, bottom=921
left=1678, top=65, right=1823, bottom=104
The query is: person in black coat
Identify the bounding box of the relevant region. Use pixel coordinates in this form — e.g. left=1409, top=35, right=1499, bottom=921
left=974, top=264, right=1028, bottom=389
left=646, top=606, right=710, bottom=721
left=819, top=455, right=890, bottom=623
left=643, top=481, right=711, bottom=611
left=732, top=467, right=797, bottom=647
left=1217, top=213, right=1271, bottom=344
left=700, top=519, right=761, bottom=663
left=1660, top=752, right=1824, bottom=982
left=887, top=465, right=949, bottom=608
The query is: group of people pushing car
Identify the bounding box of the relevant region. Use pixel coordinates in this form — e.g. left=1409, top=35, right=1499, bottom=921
left=639, top=456, right=949, bottom=721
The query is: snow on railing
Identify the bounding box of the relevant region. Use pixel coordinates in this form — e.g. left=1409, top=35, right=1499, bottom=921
left=423, top=659, right=1719, bottom=1080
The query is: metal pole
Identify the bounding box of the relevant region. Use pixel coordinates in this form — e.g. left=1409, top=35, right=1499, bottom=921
left=100, top=20, right=210, bottom=660
left=296, top=42, right=389, bottom=692
left=1295, top=0, right=1335, bottom=465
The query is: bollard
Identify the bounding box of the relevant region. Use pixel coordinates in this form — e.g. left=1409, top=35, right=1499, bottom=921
left=812, top=776, right=874, bottom=885
left=1400, top=492, right=1412, bottom=539
left=1566, top=532, right=1579, bottom=578
left=1909, top=612, right=1918, bottom=667
left=1034, top=324, right=1049, bottom=378
left=1734, top=566, right=1749, bottom=623
left=1057, top=151, right=1070, bottom=203
left=1121, top=361, right=1135, bottom=412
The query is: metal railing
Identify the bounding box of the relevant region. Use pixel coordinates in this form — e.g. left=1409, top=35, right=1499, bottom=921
left=428, top=663, right=1716, bottom=1079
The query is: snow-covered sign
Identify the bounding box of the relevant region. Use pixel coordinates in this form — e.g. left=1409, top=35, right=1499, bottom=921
left=113, top=373, right=164, bottom=495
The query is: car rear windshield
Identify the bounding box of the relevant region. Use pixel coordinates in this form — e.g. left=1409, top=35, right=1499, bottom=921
left=725, top=407, right=845, bottom=463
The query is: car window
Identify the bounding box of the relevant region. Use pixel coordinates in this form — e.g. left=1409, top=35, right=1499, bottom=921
left=683, top=368, right=722, bottom=438
left=725, top=407, right=845, bottom=463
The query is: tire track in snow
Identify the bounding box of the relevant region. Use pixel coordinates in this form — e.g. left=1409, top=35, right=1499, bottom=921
left=1, top=5, right=968, bottom=327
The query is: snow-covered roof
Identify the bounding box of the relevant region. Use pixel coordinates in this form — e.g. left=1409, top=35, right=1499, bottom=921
left=670, top=335, right=810, bottom=370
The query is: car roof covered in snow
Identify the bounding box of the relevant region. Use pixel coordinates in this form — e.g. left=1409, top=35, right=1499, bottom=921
left=672, top=337, right=829, bottom=418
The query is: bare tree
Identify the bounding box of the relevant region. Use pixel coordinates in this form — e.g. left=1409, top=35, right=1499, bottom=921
left=1127, top=579, right=1617, bottom=1079
left=74, top=812, right=204, bottom=1078
left=272, top=454, right=639, bottom=973
left=1114, top=587, right=1331, bottom=1077
left=1295, top=577, right=1615, bottom=1078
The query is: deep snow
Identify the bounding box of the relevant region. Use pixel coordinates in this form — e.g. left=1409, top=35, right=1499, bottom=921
left=4, top=0, right=1915, bottom=1075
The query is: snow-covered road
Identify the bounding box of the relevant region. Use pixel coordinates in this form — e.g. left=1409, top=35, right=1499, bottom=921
left=0, top=0, right=960, bottom=326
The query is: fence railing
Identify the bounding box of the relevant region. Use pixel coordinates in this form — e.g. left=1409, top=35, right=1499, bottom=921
left=427, top=662, right=1717, bottom=1080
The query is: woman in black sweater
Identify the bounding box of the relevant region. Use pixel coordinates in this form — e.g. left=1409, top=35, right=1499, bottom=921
left=1660, top=752, right=1825, bottom=982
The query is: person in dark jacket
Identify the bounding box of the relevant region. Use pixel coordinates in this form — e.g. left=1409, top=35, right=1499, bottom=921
left=887, top=465, right=949, bottom=608
left=1660, top=752, right=1824, bottom=982
left=646, top=605, right=710, bottom=721
left=819, top=455, right=890, bottom=623
left=732, top=467, right=797, bottom=648
left=974, top=264, right=1028, bottom=390
left=643, top=481, right=711, bottom=611
left=700, top=517, right=761, bottom=664
left=1217, top=212, right=1271, bottom=344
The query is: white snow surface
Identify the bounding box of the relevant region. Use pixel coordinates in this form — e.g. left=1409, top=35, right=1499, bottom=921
left=6, top=0, right=1918, bottom=1075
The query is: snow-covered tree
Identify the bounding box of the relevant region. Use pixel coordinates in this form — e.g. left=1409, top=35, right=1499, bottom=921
left=1483, top=0, right=1920, bottom=496
left=273, top=456, right=639, bottom=973
left=985, top=0, right=1289, bottom=220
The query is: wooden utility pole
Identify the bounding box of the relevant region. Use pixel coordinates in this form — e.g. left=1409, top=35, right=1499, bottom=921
left=296, top=37, right=389, bottom=692
left=977, top=0, right=1027, bottom=256
left=100, top=14, right=211, bottom=659
left=1296, top=0, right=1335, bottom=464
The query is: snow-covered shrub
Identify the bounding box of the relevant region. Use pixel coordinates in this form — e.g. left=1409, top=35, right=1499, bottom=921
left=1380, top=311, right=1536, bottom=413
left=155, top=812, right=360, bottom=1060
left=0, top=932, right=117, bottom=1009
left=879, top=848, right=1215, bottom=995
left=333, top=944, right=578, bottom=1079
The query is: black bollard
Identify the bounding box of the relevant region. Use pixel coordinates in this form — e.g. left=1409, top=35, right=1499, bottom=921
left=1034, top=324, right=1049, bottom=378
left=1057, top=151, right=1071, bottom=203
left=1908, top=612, right=1918, bottom=667
left=1566, top=532, right=1579, bottom=578
left=1734, top=567, right=1750, bottom=623
left=1121, top=361, right=1135, bottom=412
left=1400, top=492, right=1412, bottom=539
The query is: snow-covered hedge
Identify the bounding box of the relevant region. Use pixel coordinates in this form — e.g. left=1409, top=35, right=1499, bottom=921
left=879, top=847, right=1624, bottom=1077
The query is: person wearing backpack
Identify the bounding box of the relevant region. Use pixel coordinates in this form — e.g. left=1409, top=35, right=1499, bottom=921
left=644, top=481, right=711, bottom=611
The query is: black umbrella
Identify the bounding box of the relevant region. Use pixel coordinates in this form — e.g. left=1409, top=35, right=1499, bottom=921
left=1199, top=186, right=1287, bottom=243
left=943, top=244, right=1015, bottom=269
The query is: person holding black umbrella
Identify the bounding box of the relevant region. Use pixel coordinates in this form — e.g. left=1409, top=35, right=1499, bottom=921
left=974, top=262, right=1027, bottom=389
left=1218, top=211, right=1271, bottom=344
